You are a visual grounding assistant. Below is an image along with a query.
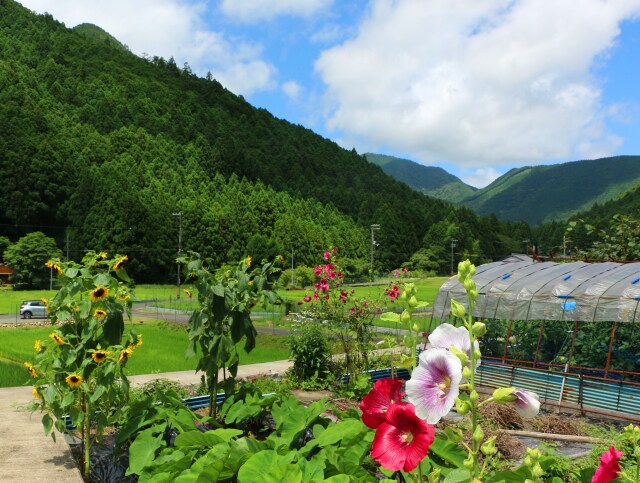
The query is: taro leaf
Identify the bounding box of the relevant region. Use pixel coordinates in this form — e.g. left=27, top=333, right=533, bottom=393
left=322, top=476, right=350, bottom=483
left=380, top=312, right=401, bottom=323
left=224, top=399, right=262, bottom=425
left=298, top=454, right=325, bottom=481
left=174, top=429, right=242, bottom=448
left=174, top=444, right=229, bottom=482
left=270, top=397, right=327, bottom=447
left=313, top=419, right=364, bottom=448
left=127, top=427, right=166, bottom=475
left=236, top=450, right=301, bottom=483
left=103, top=311, right=125, bottom=346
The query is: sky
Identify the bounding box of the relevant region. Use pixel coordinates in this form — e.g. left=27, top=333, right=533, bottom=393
left=18, top=0, right=640, bottom=188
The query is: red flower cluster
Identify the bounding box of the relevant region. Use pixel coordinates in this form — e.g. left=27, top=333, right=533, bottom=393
left=385, top=285, right=400, bottom=300
left=359, top=378, right=435, bottom=472
left=302, top=249, right=346, bottom=305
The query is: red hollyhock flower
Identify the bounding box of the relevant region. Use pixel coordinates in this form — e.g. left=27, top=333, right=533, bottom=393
left=359, top=378, right=404, bottom=429
left=592, top=446, right=624, bottom=483
left=371, top=403, right=435, bottom=472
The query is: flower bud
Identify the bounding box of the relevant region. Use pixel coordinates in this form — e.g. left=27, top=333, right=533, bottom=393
left=399, top=291, right=408, bottom=301
left=481, top=436, right=497, bottom=456
left=462, top=366, right=472, bottom=380
left=473, top=348, right=482, bottom=359
left=464, top=278, right=476, bottom=292
left=472, top=424, right=484, bottom=444
left=463, top=456, right=475, bottom=470
left=401, top=310, right=411, bottom=323
left=492, top=387, right=517, bottom=404
left=470, top=390, right=479, bottom=402
left=409, top=295, right=418, bottom=308
left=427, top=469, right=441, bottom=483
left=445, top=427, right=463, bottom=442
left=450, top=346, right=469, bottom=366
left=523, top=456, right=532, bottom=467
left=412, top=323, right=420, bottom=332
left=472, top=322, right=487, bottom=337
left=455, top=398, right=471, bottom=415
left=451, top=299, right=466, bottom=318
left=468, top=288, right=479, bottom=301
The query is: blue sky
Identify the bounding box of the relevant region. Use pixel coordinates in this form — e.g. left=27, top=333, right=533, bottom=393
left=19, top=0, right=640, bottom=187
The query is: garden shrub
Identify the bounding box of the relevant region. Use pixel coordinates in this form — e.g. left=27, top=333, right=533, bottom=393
left=288, top=322, right=333, bottom=384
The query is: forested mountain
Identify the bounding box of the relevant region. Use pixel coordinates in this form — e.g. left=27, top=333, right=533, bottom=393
left=533, top=182, right=640, bottom=255
left=460, top=156, right=640, bottom=225
left=365, top=153, right=476, bottom=203
left=0, top=0, right=523, bottom=282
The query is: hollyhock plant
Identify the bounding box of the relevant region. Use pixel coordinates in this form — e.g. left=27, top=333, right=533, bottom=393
left=405, top=347, right=462, bottom=424
left=512, top=389, right=541, bottom=419
left=359, top=378, right=404, bottom=429
left=370, top=402, right=435, bottom=473
left=592, top=446, right=624, bottom=483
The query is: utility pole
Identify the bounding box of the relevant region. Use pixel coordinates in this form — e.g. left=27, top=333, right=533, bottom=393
left=370, top=224, right=380, bottom=283
left=450, top=238, right=458, bottom=276
left=172, top=212, right=183, bottom=299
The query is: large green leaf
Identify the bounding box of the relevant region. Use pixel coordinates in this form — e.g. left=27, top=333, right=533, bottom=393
left=127, top=427, right=166, bottom=475
left=428, top=434, right=467, bottom=468
left=380, top=312, right=401, bottom=323
left=237, top=450, right=301, bottom=483
left=175, top=428, right=242, bottom=448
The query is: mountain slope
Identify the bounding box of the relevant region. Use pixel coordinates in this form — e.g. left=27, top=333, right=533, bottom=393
left=460, top=156, right=640, bottom=225
left=0, top=0, right=520, bottom=280
left=365, top=153, right=477, bottom=203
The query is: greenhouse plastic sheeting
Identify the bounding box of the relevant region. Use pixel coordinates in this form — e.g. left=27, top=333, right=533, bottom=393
left=432, top=258, right=640, bottom=322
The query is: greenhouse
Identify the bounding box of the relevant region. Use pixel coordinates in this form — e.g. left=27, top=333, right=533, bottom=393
left=430, top=256, right=640, bottom=422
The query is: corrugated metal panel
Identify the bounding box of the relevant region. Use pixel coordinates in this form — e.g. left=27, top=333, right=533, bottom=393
left=476, top=362, right=640, bottom=419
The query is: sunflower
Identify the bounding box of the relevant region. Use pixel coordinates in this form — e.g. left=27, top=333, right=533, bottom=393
left=39, top=298, right=48, bottom=309
left=23, top=362, right=37, bottom=378
left=44, top=260, right=53, bottom=268
left=32, top=387, right=43, bottom=400
left=246, top=255, right=252, bottom=268
left=49, top=333, right=65, bottom=345
left=98, top=252, right=108, bottom=260
left=53, top=263, right=63, bottom=274
left=90, top=286, right=109, bottom=301
left=113, top=255, right=128, bottom=271
left=94, top=309, right=107, bottom=319
left=92, top=350, right=110, bottom=363
left=34, top=340, right=43, bottom=352
left=117, top=347, right=133, bottom=364
left=184, top=289, right=192, bottom=299
left=65, top=374, right=83, bottom=388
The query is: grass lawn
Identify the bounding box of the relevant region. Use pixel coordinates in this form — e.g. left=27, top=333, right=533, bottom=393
left=0, top=320, right=290, bottom=388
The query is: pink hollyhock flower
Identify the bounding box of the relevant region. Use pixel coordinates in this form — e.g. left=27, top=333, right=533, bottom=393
left=394, top=269, right=400, bottom=278
left=324, top=251, right=331, bottom=260
left=314, top=265, right=322, bottom=276
left=404, top=268, right=409, bottom=273
left=332, top=246, right=338, bottom=254
left=512, top=389, right=540, bottom=419
left=428, top=323, right=480, bottom=370
left=337, top=271, right=343, bottom=278
left=592, top=446, right=624, bottom=483
left=359, top=378, right=404, bottom=429
left=387, top=285, right=400, bottom=300
left=405, top=348, right=462, bottom=424
left=371, top=403, right=435, bottom=472
left=350, top=307, right=356, bottom=314
left=313, top=293, right=319, bottom=301
left=303, top=295, right=311, bottom=303
left=339, top=290, right=348, bottom=303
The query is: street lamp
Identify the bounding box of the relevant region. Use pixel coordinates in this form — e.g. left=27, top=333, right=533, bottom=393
left=370, top=224, right=380, bottom=283
left=172, top=212, right=183, bottom=298
left=450, top=238, right=458, bottom=276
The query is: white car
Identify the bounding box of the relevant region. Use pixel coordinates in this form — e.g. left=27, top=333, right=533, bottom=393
left=20, top=300, right=48, bottom=319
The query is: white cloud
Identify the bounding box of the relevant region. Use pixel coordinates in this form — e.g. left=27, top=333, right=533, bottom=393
left=19, top=0, right=277, bottom=96
left=315, top=0, right=640, bottom=168
left=219, top=0, right=333, bottom=23
left=282, top=81, right=303, bottom=100
left=461, top=167, right=503, bottom=189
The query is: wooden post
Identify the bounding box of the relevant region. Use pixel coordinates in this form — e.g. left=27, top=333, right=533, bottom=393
left=534, top=320, right=546, bottom=368
left=604, top=320, right=618, bottom=379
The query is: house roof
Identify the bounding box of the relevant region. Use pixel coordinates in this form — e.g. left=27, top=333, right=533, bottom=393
left=0, top=265, right=16, bottom=275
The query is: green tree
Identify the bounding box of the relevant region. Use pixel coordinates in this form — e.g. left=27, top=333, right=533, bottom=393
left=4, top=232, right=62, bottom=288
left=0, top=236, right=10, bottom=261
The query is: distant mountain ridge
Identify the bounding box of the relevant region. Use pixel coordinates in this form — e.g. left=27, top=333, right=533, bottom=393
left=460, top=156, right=640, bottom=225
left=365, top=153, right=477, bottom=202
